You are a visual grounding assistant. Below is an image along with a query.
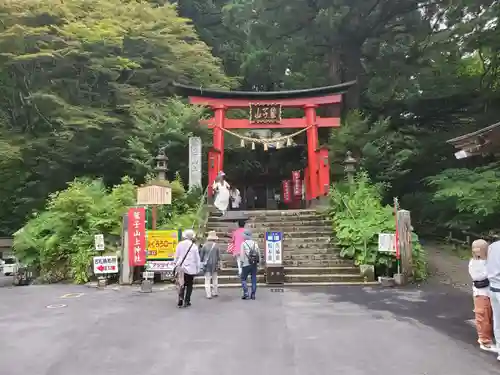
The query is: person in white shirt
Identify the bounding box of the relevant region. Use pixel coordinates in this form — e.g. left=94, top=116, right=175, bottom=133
left=229, top=186, right=241, bottom=210
left=469, top=239, right=495, bottom=351
left=174, top=229, right=201, bottom=308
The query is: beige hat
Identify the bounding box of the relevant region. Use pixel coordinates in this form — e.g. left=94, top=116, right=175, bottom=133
left=207, top=230, right=218, bottom=240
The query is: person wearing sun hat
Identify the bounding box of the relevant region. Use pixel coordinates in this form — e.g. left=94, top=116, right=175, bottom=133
left=199, top=230, right=221, bottom=299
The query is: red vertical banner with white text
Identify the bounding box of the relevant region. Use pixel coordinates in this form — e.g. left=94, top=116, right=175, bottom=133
left=282, top=180, right=292, bottom=204
left=128, top=207, right=146, bottom=266
left=292, top=171, right=302, bottom=198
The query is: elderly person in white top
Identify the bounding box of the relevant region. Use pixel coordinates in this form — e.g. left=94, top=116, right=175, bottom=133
left=199, top=231, right=221, bottom=299
left=174, top=229, right=201, bottom=308
left=487, top=240, right=500, bottom=357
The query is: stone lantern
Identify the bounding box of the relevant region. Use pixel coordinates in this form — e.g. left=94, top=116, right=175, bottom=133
left=344, top=151, right=357, bottom=184
left=155, top=147, right=168, bottom=181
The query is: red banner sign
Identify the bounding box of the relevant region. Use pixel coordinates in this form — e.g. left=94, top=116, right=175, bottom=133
left=282, top=180, right=292, bottom=203
left=292, top=171, right=302, bottom=197
left=128, top=207, right=146, bottom=266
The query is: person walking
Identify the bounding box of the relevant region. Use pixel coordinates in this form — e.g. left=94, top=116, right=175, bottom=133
left=469, top=239, right=495, bottom=351
left=212, top=171, right=230, bottom=215
left=200, top=231, right=221, bottom=299
left=230, top=186, right=242, bottom=211
left=487, top=240, right=500, bottom=358
left=238, top=229, right=261, bottom=300
left=174, top=229, right=200, bottom=308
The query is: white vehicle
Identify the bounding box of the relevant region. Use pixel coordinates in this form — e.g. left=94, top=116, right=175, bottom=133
left=3, top=257, right=18, bottom=276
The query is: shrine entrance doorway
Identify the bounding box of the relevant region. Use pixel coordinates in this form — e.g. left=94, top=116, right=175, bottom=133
left=174, top=81, right=355, bottom=206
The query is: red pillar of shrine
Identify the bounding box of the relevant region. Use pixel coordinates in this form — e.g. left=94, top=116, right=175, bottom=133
left=213, top=105, right=225, bottom=173
left=305, top=105, right=319, bottom=200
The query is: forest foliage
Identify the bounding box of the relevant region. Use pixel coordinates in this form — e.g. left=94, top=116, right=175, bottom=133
left=2, top=0, right=500, bottom=269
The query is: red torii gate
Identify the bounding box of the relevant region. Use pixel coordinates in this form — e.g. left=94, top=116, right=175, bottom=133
left=174, top=81, right=355, bottom=204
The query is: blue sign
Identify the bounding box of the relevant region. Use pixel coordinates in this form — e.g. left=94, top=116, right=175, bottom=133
left=265, top=231, right=283, bottom=265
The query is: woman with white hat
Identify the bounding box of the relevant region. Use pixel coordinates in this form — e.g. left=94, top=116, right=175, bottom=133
left=174, top=229, right=200, bottom=307
left=199, top=230, right=221, bottom=299
left=212, top=171, right=230, bottom=215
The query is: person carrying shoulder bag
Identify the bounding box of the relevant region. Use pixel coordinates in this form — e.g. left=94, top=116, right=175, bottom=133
left=174, top=229, right=200, bottom=308
left=200, top=231, right=221, bottom=299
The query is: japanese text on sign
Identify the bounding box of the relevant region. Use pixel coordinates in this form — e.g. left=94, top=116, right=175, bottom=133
left=128, top=207, right=146, bottom=266
left=292, top=171, right=302, bottom=197
left=146, top=261, right=176, bottom=272
left=147, top=230, right=178, bottom=260
left=93, top=256, right=118, bottom=274
left=249, top=104, right=282, bottom=124
left=265, top=231, right=283, bottom=265
left=378, top=233, right=396, bottom=253
left=282, top=180, right=292, bottom=203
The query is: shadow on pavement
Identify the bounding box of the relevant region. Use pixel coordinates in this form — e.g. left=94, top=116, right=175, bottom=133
left=306, top=283, right=477, bottom=346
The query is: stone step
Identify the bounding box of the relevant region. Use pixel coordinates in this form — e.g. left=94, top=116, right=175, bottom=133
left=282, top=259, right=352, bottom=267
left=214, top=236, right=332, bottom=244
left=220, top=258, right=351, bottom=268
left=283, top=253, right=342, bottom=261
left=284, top=266, right=358, bottom=275
left=194, top=274, right=266, bottom=285
left=208, top=219, right=331, bottom=227
left=284, top=274, right=363, bottom=283
left=208, top=230, right=332, bottom=239
left=216, top=266, right=357, bottom=276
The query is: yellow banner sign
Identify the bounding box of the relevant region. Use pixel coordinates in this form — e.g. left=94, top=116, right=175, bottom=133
left=147, top=230, right=179, bottom=260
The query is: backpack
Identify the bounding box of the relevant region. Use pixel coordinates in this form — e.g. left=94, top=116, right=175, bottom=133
left=245, top=241, right=259, bottom=265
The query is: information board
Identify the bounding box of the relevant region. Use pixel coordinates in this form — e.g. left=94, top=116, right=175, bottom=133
left=147, top=230, right=179, bottom=260
left=265, top=231, right=283, bottom=265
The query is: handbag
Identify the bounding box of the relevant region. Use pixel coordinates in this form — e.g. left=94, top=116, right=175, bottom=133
left=474, top=278, right=490, bottom=289
left=200, top=243, right=216, bottom=274
left=170, top=242, right=195, bottom=284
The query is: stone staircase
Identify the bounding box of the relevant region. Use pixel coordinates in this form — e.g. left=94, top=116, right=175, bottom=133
left=194, top=209, right=364, bottom=286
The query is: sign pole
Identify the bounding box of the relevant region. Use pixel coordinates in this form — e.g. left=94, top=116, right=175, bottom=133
left=151, top=205, right=157, bottom=230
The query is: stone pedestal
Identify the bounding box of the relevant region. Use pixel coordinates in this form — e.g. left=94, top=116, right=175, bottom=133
left=97, top=277, right=108, bottom=288
left=359, top=264, right=375, bottom=282
left=140, top=279, right=153, bottom=293
left=393, top=273, right=406, bottom=286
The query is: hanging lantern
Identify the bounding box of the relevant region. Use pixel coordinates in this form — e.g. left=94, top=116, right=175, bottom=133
left=251, top=142, right=255, bottom=150
left=286, top=137, right=292, bottom=147
left=240, top=139, right=245, bottom=147
left=264, top=142, right=268, bottom=151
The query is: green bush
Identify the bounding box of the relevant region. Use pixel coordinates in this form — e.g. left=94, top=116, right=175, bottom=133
left=328, top=171, right=427, bottom=280
left=13, top=177, right=136, bottom=284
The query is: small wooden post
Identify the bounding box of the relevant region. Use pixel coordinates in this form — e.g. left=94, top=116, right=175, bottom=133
left=395, top=209, right=413, bottom=285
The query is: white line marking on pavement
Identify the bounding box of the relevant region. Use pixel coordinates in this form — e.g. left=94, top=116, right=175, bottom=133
left=60, top=293, right=84, bottom=299
left=46, top=304, right=67, bottom=309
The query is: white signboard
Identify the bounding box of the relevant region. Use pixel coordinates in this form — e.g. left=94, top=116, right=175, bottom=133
left=265, top=232, right=283, bottom=265
left=94, top=234, right=104, bottom=251
left=378, top=233, right=396, bottom=253
left=146, top=261, right=176, bottom=272
left=188, top=137, right=202, bottom=189
left=93, top=256, right=118, bottom=274
left=137, top=185, right=172, bottom=205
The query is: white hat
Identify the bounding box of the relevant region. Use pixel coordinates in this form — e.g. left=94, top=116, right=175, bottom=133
left=207, top=231, right=218, bottom=240
left=182, top=229, right=196, bottom=240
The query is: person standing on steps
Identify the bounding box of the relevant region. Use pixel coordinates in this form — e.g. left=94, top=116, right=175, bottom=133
left=239, top=229, right=261, bottom=300
left=200, top=231, right=221, bottom=299
left=174, top=229, right=200, bottom=308
left=227, top=219, right=247, bottom=277
left=212, top=171, right=230, bottom=216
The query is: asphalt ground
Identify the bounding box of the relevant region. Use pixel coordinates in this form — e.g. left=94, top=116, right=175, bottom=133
left=0, top=282, right=499, bottom=375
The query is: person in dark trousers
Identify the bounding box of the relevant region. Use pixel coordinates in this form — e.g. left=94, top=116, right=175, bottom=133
left=238, top=229, right=261, bottom=300
left=174, top=229, right=200, bottom=307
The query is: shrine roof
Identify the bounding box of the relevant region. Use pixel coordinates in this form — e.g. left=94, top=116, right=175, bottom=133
left=173, top=81, right=356, bottom=100
left=447, top=121, right=500, bottom=158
